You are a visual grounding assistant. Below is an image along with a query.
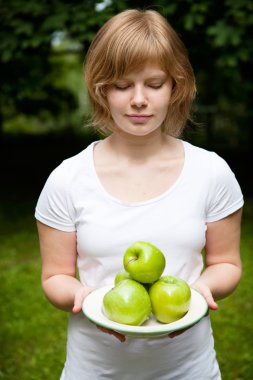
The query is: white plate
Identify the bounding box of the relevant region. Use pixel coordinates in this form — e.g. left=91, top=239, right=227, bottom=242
left=82, top=285, right=208, bottom=338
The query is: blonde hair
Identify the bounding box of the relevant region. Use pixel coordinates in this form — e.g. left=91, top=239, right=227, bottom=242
left=85, top=9, right=196, bottom=136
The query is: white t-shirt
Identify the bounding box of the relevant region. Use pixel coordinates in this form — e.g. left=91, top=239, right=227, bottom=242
left=35, top=140, right=243, bottom=380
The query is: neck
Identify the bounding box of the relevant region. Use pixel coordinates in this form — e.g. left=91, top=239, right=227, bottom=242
left=107, top=129, right=172, bottom=162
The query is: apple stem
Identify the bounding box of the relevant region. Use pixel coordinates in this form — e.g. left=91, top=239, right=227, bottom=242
left=128, top=258, right=137, bottom=264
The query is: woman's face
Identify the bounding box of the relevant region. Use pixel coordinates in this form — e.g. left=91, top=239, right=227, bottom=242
left=106, top=64, right=173, bottom=137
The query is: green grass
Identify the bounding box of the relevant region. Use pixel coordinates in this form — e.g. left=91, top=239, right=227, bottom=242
left=0, top=201, right=67, bottom=380
left=0, top=199, right=252, bottom=380
left=211, top=199, right=253, bottom=380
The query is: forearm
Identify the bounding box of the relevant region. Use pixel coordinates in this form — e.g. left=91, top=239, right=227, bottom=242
left=195, top=262, right=242, bottom=301
left=42, top=274, right=84, bottom=312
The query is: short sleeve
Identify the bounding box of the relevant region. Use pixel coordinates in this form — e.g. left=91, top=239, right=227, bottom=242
left=35, top=164, right=76, bottom=232
left=206, top=153, right=244, bottom=223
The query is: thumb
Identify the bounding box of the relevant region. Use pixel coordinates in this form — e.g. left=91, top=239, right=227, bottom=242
left=192, top=283, right=218, bottom=311
left=204, top=292, right=218, bottom=310
left=72, top=286, right=94, bottom=314
left=72, top=293, right=83, bottom=313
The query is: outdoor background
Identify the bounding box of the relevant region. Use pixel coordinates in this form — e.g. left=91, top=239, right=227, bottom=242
left=0, top=1, right=252, bottom=379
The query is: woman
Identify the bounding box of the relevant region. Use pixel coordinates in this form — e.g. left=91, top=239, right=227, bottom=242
left=35, top=9, right=243, bottom=379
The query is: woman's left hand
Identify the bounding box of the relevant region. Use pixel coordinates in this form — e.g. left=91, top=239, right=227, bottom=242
left=191, top=280, right=218, bottom=311
left=168, top=281, right=218, bottom=338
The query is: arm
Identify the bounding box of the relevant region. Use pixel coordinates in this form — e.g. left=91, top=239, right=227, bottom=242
left=192, top=208, right=243, bottom=309
left=37, top=221, right=92, bottom=313
left=37, top=221, right=126, bottom=341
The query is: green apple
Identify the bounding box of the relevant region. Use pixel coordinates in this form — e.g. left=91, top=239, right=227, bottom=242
left=149, top=276, right=191, bottom=323
left=103, top=279, right=151, bottom=326
left=123, top=241, right=166, bottom=283
left=114, top=269, right=132, bottom=285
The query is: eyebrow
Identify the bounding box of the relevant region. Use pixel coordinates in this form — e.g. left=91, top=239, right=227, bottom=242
left=146, top=76, right=167, bottom=81
left=119, top=74, right=168, bottom=81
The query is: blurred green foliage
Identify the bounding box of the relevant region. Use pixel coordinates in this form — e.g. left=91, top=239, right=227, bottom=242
left=211, top=199, right=253, bottom=379
left=0, top=201, right=68, bottom=379
left=0, top=0, right=253, bottom=149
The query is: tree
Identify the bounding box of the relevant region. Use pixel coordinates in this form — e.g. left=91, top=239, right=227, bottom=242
left=0, top=0, right=116, bottom=136
left=1, top=0, right=252, bottom=150
left=124, top=0, right=253, bottom=149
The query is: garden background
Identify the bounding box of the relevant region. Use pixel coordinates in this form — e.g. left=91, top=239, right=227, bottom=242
left=0, top=1, right=252, bottom=379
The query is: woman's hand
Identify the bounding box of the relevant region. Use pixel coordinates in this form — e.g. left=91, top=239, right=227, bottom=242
left=191, top=280, right=218, bottom=311
left=73, top=281, right=217, bottom=341
left=72, top=286, right=95, bottom=313
left=93, top=281, right=217, bottom=341
left=96, top=326, right=126, bottom=342
left=95, top=282, right=218, bottom=341
left=168, top=281, right=217, bottom=339
left=75, top=286, right=126, bottom=342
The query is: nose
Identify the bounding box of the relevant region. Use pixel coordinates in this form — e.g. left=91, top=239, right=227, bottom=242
left=130, top=85, right=147, bottom=107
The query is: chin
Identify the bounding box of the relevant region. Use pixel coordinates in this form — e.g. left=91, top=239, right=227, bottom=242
left=118, top=126, right=161, bottom=137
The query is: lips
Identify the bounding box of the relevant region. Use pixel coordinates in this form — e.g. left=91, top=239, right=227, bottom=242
left=126, top=114, right=152, bottom=123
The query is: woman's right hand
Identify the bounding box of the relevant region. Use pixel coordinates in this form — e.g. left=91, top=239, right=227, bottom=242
left=96, top=326, right=126, bottom=343
left=74, top=286, right=126, bottom=342
left=72, top=285, right=94, bottom=313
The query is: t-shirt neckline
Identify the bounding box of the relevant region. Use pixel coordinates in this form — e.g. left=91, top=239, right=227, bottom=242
left=89, top=139, right=188, bottom=207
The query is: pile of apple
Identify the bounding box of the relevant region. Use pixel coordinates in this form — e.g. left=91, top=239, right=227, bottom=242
left=103, top=241, right=191, bottom=326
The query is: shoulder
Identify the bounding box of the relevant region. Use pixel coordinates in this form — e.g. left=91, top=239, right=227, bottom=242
left=182, top=140, right=232, bottom=175
left=183, top=140, right=214, bottom=160
left=35, top=142, right=98, bottom=231
left=47, top=142, right=96, bottom=186
left=182, top=139, right=243, bottom=203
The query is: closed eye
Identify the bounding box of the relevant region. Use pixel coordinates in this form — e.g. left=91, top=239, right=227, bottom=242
left=113, top=82, right=164, bottom=90
left=114, top=83, right=131, bottom=90
left=147, top=83, right=163, bottom=89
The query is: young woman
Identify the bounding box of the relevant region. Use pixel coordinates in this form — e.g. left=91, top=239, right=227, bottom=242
left=35, top=9, right=243, bottom=379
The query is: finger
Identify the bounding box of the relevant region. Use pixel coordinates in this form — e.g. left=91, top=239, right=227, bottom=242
left=112, top=331, right=126, bottom=343
left=192, top=284, right=218, bottom=311
left=72, top=291, right=84, bottom=313
left=97, top=326, right=126, bottom=342
left=169, top=327, right=188, bottom=338
left=72, top=304, right=82, bottom=313
left=207, top=299, right=218, bottom=310
left=72, top=300, right=82, bottom=313
left=201, top=289, right=218, bottom=310
left=73, top=287, right=93, bottom=314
